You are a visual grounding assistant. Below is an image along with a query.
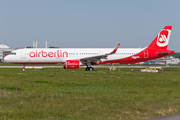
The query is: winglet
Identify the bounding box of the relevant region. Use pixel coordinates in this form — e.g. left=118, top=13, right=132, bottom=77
left=112, top=43, right=120, bottom=53
left=109, top=43, right=120, bottom=54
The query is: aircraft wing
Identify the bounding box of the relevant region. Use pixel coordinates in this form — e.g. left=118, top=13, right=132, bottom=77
left=80, top=43, right=120, bottom=63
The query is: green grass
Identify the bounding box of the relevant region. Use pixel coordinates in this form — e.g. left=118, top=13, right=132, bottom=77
left=0, top=67, right=180, bottom=119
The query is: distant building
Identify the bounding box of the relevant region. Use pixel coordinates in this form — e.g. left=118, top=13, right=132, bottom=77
left=0, top=44, right=13, bottom=62
left=166, top=56, right=180, bottom=65
left=138, top=56, right=180, bottom=65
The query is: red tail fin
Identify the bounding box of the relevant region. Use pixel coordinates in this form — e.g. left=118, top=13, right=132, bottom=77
left=148, top=26, right=172, bottom=50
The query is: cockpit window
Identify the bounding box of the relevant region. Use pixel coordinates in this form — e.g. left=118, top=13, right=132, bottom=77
left=10, top=52, right=16, bottom=55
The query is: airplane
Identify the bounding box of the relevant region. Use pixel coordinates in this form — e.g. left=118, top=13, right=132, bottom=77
left=4, top=26, right=174, bottom=71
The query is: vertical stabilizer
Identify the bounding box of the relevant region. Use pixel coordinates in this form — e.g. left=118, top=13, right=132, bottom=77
left=147, top=26, right=172, bottom=50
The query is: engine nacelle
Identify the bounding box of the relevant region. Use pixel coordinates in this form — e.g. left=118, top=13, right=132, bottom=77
left=63, top=60, right=81, bottom=69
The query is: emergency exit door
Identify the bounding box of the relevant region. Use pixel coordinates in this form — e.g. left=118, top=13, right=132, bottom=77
left=21, top=50, right=26, bottom=59
left=144, top=50, right=148, bottom=58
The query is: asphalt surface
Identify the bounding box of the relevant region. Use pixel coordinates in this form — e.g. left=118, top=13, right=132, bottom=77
left=0, top=65, right=178, bottom=68
left=0, top=65, right=146, bottom=69
left=146, top=113, right=180, bottom=120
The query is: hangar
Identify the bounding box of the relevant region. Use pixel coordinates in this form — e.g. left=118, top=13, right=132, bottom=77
left=0, top=44, right=13, bottom=62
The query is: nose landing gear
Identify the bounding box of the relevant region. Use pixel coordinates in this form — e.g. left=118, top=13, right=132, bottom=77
left=23, top=64, right=26, bottom=71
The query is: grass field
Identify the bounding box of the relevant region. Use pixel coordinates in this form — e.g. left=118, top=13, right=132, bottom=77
left=0, top=67, right=180, bottom=120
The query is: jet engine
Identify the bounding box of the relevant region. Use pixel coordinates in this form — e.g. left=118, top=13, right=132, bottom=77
left=63, top=60, right=82, bottom=69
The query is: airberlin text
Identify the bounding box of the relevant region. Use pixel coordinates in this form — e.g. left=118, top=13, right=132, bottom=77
left=29, top=50, right=68, bottom=58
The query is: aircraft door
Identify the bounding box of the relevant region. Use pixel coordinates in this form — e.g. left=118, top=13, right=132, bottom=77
left=144, top=49, right=148, bottom=58
left=21, top=50, right=26, bottom=59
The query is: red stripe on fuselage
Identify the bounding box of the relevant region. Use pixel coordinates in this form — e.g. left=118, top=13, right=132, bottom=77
left=96, top=49, right=174, bottom=65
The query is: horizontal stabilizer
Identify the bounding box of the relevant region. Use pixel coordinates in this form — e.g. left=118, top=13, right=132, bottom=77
left=156, top=50, right=175, bottom=55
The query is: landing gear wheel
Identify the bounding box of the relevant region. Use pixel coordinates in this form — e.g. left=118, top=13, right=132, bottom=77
left=85, top=67, right=94, bottom=71
left=89, top=67, right=94, bottom=71
left=23, top=64, right=26, bottom=71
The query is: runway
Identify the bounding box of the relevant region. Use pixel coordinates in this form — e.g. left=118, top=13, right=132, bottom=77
left=0, top=65, right=178, bottom=69
left=146, top=113, right=180, bottom=120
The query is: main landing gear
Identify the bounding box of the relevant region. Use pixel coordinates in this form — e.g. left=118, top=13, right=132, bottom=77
left=85, top=66, right=94, bottom=71
left=85, top=62, right=94, bottom=71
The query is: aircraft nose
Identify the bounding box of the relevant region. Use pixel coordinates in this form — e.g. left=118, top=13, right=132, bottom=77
left=4, top=55, right=10, bottom=63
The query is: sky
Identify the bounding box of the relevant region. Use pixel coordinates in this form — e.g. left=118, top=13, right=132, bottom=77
left=0, top=0, right=180, bottom=51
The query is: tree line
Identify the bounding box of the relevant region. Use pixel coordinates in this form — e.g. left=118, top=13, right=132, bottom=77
left=171, top=52, right=180, bottom=59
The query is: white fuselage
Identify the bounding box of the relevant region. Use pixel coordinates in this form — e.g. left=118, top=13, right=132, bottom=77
left=4, top=48, right=144, bottom=64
